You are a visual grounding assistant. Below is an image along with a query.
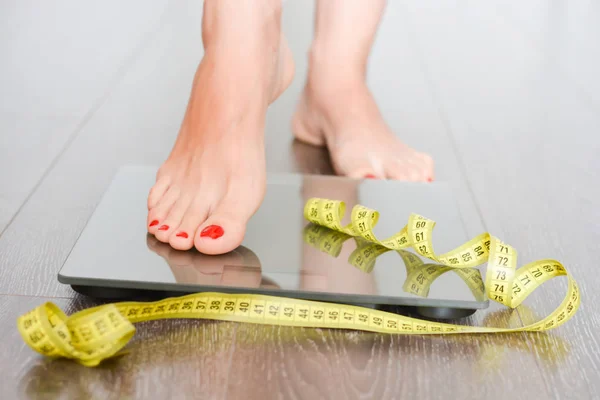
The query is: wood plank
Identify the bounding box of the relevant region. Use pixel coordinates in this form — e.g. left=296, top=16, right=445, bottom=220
left=1, top=294, right=237, bottom=400
left=227, top=314, right=553, bottom=399
left=402, top=1, right=600, bottom=397
left=0, top=115, right=77, bottom=232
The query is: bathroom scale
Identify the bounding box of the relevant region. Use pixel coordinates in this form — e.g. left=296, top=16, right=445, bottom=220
left=59, top=166, right=489, bottom=319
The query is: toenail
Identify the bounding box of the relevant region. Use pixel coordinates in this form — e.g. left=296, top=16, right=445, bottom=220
left=158, top=225, right=169, bottom=231
left=200, top=225, right=224, bottom=239
left=176, top=232, right=188, bottom=239
left=364, top=174, right=377, bottom=179
left=427, top=177, right=433, bottom=182
left=149, top=220, right=159, bottom=227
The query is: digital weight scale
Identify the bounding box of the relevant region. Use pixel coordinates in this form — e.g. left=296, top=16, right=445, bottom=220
left=58, top=166, right=489, bottom=320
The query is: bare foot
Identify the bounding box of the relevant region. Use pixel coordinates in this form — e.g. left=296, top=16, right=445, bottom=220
left=292, top=0, right=433, bottom=180
left=147, top=3, right=294, bottom=255
left=292, top=65, right=434, bottom=182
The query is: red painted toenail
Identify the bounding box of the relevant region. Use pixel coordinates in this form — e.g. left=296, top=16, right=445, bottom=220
left=149, top=220, right=159, bottom=227
left=200, top=225, right=224, bottom=239
left=365, top=174, right=377, bottom=179
left=158, top=225, right=169, bottom=231
left=427, top=177, right=433, bottom=182
left=176, top=232, right=188, bottom=238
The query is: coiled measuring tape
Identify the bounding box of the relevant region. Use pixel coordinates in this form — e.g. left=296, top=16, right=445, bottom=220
left=302, top=223, right=487, bottom=301
left=17, top=197, right=580, bottom=367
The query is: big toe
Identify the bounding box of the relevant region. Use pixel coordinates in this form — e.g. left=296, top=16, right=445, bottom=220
left=385, top=152, right=435, bottom=182
left=330, top=147, right=385, bottom=179
left=194, top=208, right=250, bottom=256
left=414, top=152, right=435, bottom=181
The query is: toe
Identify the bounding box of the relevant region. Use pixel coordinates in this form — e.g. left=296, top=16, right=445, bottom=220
left=154, top=195, right=192, bottom=243
left=385, top=159, right=418, bottom=181
left=385, top=155, right=432, bottom=182
left=347, top=167, right=382, bottom=180
left=415, top=152, right=435, bottom=181
left=147, top=186, right=181, bottom=234
left=148, top=176, right=171, bottom=210
left=336, top=157, right=385, bottom=180
left=194, top=201, right=253, bottom=255
left=405, top=157, right=428, bottom=181
left=385, top=170, right=409, bottom=181
left=383, top=164, right=408, bottom=181
left=194, top=215, right=246, bottom=255
left=169, top=198, right=212, bottom=251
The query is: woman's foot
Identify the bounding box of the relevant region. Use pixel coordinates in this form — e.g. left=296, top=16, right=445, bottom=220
left=292, top=0, right=434, bottom=181
left=147, top=1, right=294, bottom=255
left=292, top=73, right=434, bottom=181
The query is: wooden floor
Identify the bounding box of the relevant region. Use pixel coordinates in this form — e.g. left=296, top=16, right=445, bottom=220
left=2, top=0, right=599, bottom=398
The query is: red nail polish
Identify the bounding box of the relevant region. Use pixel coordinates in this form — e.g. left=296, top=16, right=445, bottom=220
left=200, top=225, right=224, bottom=239
left=365, top=174, right=376, bottom=179
left=149, top=220, right=159, bottom=227
left=158, top=225, right=169, bottom=231
left=176, top=232, right=188, bottom=238
left=427, top=177, right=433, bottom=182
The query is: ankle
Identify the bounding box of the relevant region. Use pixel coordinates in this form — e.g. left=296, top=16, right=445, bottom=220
left=308, top=41, right=367, bottom=76
left=202, top=0, right=282, bottom=52
left=305, top=43, right=367, bottom=100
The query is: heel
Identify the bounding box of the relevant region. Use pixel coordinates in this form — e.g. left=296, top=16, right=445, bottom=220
left=291, top=95, right=326, bottom=146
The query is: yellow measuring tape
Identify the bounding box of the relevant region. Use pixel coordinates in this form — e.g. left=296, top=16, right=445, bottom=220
left=302, top=223, right=487, bottom=301
left=17, top=197, right=580, bottom=367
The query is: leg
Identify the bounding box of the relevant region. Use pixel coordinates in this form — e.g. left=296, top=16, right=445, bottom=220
left=147, top=0, right=294, bottom=254
left=293, top=0, right=434, bottom=181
